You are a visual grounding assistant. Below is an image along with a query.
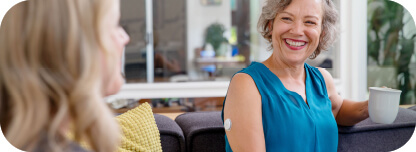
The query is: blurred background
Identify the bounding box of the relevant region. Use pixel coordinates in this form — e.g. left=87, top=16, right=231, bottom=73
left=106, top=0, right=416, bottom=114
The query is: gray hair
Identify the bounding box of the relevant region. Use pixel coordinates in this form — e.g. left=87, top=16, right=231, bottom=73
left=257, top=0, right=339, bottom=59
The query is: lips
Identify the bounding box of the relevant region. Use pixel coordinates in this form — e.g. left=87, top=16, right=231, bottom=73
left=284, top=38, right=307, bottom=50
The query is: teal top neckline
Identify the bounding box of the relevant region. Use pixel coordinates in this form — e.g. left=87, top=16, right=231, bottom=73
left=222, top=61, right=338, bottom=152
left=259, top=62, right=312, bottom=108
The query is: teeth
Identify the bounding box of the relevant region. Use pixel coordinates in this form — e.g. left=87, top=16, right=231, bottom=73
left=285, top=39, right=306, bottom=47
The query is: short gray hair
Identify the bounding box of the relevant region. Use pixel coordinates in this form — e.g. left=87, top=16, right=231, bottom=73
left=257, top=0, right=339, bottom=59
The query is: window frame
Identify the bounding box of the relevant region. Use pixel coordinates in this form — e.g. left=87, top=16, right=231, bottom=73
left=112, top=0, right=366, bottom=100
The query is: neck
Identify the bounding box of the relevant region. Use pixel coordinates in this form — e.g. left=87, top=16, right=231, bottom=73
left=262, top=54, right=305, bottom=80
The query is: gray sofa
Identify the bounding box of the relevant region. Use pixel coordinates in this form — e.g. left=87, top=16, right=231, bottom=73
left=154, top=107, right=416, bottom=152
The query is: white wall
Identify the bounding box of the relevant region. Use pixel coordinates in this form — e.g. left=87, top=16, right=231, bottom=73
left=250, top=0, right=272, bottom=62
left=339, top=0, right=368, bottom=101
left=186, top=0, right=232, bottom=76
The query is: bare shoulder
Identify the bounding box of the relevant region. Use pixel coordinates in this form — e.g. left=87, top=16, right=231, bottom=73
left=226, top=73, right=261, bottom=103
left=317, top=68, right=343, bottom=114
left=317, top=68, right=338, bottom=97
left=317, top=68, right=336, bottom=89
left=317, top=68, right=334, bottom=83
left=230, top=73, right=257, bottom=89
left=224, top=72, right=262, bottom=121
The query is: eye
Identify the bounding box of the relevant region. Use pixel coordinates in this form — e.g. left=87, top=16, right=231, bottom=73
left=305, top=21, right=316, bottom=25
left=282, top=17, right=292, bottom=21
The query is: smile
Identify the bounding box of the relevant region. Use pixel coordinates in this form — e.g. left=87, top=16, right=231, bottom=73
left=285, top=39, right=306, bottom=47
left=284, top=38, right=307, bottom=50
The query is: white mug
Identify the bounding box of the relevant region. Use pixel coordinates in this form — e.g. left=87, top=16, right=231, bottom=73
left=368, top=87, right=402, bottom=124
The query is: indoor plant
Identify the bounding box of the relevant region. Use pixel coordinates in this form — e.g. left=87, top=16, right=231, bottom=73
left=204, top=23, right=228, bottom=56
left=367, top=0, right=416, bottom=104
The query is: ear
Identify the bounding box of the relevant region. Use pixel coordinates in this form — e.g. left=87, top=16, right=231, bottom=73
left=268, top=21, right=273, bottom=34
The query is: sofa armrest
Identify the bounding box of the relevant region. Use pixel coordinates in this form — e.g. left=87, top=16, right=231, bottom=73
left=154, top=114, right=185, bottom=152
left=175, top=111, right=226, bottom=152
left=337, top=108, right=416, bottom=152
left=408, top=105, right=416, bottom=111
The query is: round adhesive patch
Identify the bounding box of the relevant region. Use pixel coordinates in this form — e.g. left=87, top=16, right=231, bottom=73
left=224, top=119, right=232, bottom=131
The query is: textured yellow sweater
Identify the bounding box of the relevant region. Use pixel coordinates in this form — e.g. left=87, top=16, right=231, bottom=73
left=68, top=102, right=162, bottom=152
left=116, top=102, right=162, bottom=152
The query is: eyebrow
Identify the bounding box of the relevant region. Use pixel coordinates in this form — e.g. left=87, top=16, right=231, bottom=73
left=280, top=11, right=320, bottom=20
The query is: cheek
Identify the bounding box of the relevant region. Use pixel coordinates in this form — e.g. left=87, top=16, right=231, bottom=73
left=106, top=72, right=123, bottom=95
left=271, top=27, right=285, bottom=43
left=272, top=22, right=289, bottom=35
left=272, top=22, right=294, bottom=43
left=109, top=37, right=125, bottom=93
left=306, top=29, right=321, bottom=45
left=103, top=59, right=124, bottom=96
left=102, top=33, right=126, bottom=96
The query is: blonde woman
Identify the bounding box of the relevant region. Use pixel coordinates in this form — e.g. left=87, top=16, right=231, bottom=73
left=0, top=0, right=130, bottom=151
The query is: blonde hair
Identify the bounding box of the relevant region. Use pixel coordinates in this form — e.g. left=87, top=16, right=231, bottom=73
left=257, top=0, right=339, bottom=59
left=0, top=0, right=120, bottom=151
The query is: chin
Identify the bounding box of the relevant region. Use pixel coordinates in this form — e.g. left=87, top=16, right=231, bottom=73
left=104, top=75, right=124, bottom=96
left=283, top=54, right=307, bottom=63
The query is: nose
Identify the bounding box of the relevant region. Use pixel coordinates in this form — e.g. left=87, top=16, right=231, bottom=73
left=290, top=21, right=304, bottom=36
left=120, top=27, right=130, bottom=45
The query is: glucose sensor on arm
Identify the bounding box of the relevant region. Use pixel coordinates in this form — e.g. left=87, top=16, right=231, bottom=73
left=224, top=119, right=232, bottom=131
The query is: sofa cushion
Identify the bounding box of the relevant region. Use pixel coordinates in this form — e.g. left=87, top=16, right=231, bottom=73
left=173, top=108, right=416, bottom=152
left=338, top=108, right=416, bottom=152
left=408, top=105, right=416, bottom=111
left=116, top=102, right=162, bottom=152
left=154, top=114, right=185, bottom=152
left=175, top=111, right=225, bottom=152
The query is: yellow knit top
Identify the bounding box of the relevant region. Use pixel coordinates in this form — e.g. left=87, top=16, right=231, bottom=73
left=68, top=102, right=162, bottom=152
left=116, top=102, right=162, bottom=152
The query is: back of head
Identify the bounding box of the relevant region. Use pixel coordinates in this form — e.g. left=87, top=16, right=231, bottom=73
left=0, top=0, right=120, bottom=151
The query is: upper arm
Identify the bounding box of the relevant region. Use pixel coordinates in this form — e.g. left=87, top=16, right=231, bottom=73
left=318, top=68, right=343, bottom=118
left=223, top=73, right=265, bottom=152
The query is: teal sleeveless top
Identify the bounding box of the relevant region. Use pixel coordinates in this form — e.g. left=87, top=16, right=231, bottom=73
left=221, top=62, right=338, bottom=152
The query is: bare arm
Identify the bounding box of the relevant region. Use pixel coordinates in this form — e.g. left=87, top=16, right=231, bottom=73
left=223, top=73, right=266, bottom=152
left=319, top=69, right=369, bottom=126
left=335, top=99, right=369, bottom=126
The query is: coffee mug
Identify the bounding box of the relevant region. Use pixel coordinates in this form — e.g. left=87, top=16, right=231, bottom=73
left=368, top=87, right=402, bottom=124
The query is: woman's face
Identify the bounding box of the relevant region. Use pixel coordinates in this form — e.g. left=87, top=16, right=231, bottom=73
left=271, top=0, right=323, bottom=65
left=102, top=0, right=130, bottom=96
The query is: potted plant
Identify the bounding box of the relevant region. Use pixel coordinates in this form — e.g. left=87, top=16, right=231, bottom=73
left=204, top=23, right=228, bottom=56
left=367, top=0, right=416, bottom=104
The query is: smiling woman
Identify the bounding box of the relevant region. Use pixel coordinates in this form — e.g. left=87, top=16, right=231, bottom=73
left=222, top=0, right=370, bottom=151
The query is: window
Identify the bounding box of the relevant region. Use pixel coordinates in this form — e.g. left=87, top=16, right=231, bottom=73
left=367, top=0, right=416, bottom=105
left=120, top=0, right=147, bottom=82
left=114, top=0, right=341, bottom=100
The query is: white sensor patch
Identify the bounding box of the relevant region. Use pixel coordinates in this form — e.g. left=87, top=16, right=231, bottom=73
left=224, top=119, right=232, bottom=131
